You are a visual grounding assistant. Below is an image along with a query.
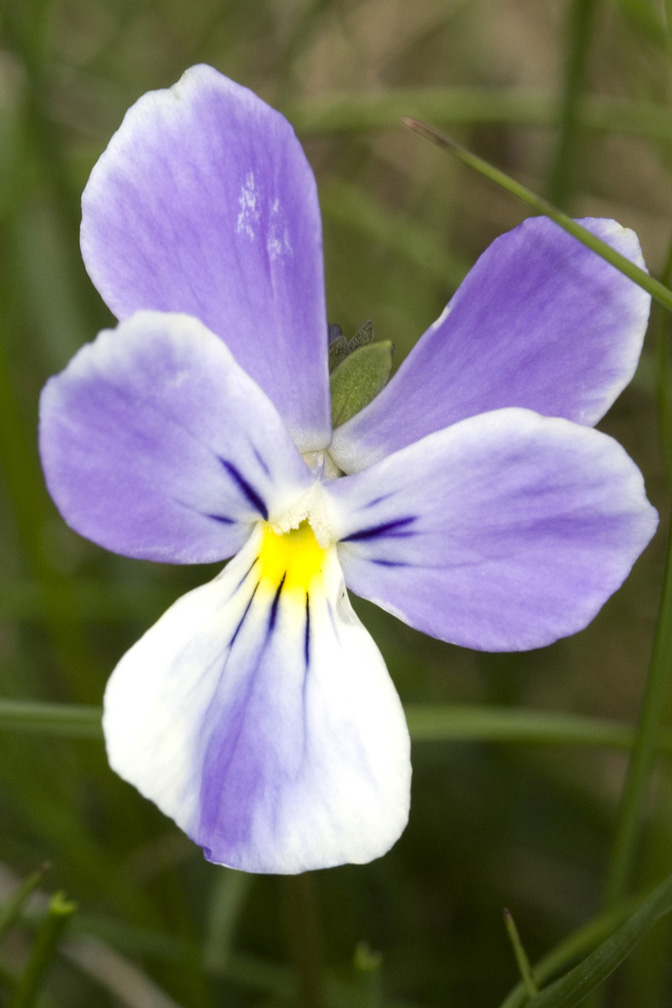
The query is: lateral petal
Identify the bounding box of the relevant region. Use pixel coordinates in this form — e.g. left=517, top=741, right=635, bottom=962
left=331, top=217, right=650, bottom=472
left=103, top=525, right=411, bottom=873
left=328, top=408, right=658, bottom=651
left=81, top=65, right=330, bottom=452
left=39, top=311, right=312, bottom=564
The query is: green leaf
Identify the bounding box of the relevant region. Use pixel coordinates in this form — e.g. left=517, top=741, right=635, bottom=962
left=330, top=341, right=394, bottom=427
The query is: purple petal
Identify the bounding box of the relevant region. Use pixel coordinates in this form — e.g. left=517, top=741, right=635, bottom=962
left=39, top=311, right=313, bottom=564
left=327, top=408, right=657, bottom=650
left=81, top=65, right=330, bottom=452
left=103, top=526, right=411, bottom=873
left=330, top=218, right=650, bottom=473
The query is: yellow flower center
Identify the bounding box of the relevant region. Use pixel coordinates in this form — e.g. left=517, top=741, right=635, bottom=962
left=258, top=520, right=327, bottom=595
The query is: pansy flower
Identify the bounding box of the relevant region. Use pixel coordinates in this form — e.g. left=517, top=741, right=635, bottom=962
left=39, top=65, right=657, bottom=874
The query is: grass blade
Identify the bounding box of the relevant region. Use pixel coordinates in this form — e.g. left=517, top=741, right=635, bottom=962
left=401, top=118, right=672, bottom=313
left=518, top=871, right=672, bottom=1007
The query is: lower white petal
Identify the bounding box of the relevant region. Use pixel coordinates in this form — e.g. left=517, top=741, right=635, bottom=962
left=103, top=524, right=410, bottom=874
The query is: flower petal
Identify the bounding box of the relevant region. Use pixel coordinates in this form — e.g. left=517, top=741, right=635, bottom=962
left=103, top=525, right=411, bottom=873
left=330, top=217, right=650, bottom=473
left=39, top=311, right=313, bottom=564
left=81, top=65, right=330, bottom=452
left=327, top=408, right=657, bottom=651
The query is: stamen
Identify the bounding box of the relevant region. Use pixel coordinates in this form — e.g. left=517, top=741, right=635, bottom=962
left=258, top=520, right=327, bottom=595
left=269, top=481, right=336, bottom=547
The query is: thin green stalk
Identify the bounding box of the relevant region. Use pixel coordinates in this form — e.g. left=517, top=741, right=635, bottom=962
left=547, top=0, right=600, bottom=208
left=0, top=700, right=103, bottom=739
left=8, top=892, right=76, bottom=1008
left=0, top=962, right=57, bottom=1008
left=204, top=870, right=252, bottom=973
left=284, top=89, right=672, bottom=146
left=9, top=698, right=672, bottom=753
left=656, top=235, right=672, bottom=488
left=603, top=243, right=672, bottom=909
left=352, top=942, right=383, bottom=1008
left=517, top=871, right=672, bottom=1008
left=0, top=865, right=50, bottom=940
left=499, top=892, right=644, bottom=1008
left=504, top=909, right=538, bottom=997
left=2, top=0, right=101, bottom=705
left=0, top=335, right=96, bottom=699
left=282, top=874, right=324, bottom=1008
left=405, top=705, right=639, bottom=749
left=401, top=118, right=672, bottom=314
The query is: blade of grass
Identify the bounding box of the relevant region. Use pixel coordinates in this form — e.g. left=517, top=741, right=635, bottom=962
left=282, top=874, right=324, bottom=1008
left=204, top=870, right=252, bottom=973
left=6, top=699, right=672, bottom=754
left=0, top=335, right=97, bottom=699
left=284, top=89, right=672, bottom=146
left=510, top=870, right=672, bottom=1007
left=500, top=903, right=636, bottom=1007
left=602, top=242, right=672, bottom=909
left=504, top=909, right=538, bottom=997
left=499, top=888, right=658, bottom=1007
left=63, top=935, right=186, bottom=1008
left=400, top=118, right=672, bottom=313
left=0, top=700, right=102, bottom=739
left=407, top=705, right=643, bottom=750
left=547, top=0, right=600, bottom=208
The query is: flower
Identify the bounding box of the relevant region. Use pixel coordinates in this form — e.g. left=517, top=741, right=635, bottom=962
left=39, top=65, right=657, bottom=874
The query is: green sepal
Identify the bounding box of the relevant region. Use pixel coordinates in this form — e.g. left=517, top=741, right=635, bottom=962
left=328, top=319, right=374, bottom=372
left=330, top=340, right=394, bottom=428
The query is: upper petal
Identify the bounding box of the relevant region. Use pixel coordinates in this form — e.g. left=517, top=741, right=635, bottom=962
left=330, top=217, right=650, bottom=473
left=103, top=525, right=411, bottom=874
left=39, top=311, right=313, bottom=564
left=327, top=408, right=657, bottom=651
left=81, top=64, right=330, bottom=452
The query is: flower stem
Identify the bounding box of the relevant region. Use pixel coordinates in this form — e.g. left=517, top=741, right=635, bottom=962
left=282, top=873, right=324, bottom=1008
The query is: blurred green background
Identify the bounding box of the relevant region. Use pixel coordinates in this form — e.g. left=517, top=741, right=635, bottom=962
left=1, top=0, right=672, bottom=1005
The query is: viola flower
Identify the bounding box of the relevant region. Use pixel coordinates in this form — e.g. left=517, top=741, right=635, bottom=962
left=39, top=65, right=657, bottom=874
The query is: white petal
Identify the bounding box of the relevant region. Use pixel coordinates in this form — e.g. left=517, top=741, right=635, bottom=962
left=103, top=524, right=411, bottom=873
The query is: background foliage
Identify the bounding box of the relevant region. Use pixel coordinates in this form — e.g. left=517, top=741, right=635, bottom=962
left=1, top=0, right=672, bottom=1004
